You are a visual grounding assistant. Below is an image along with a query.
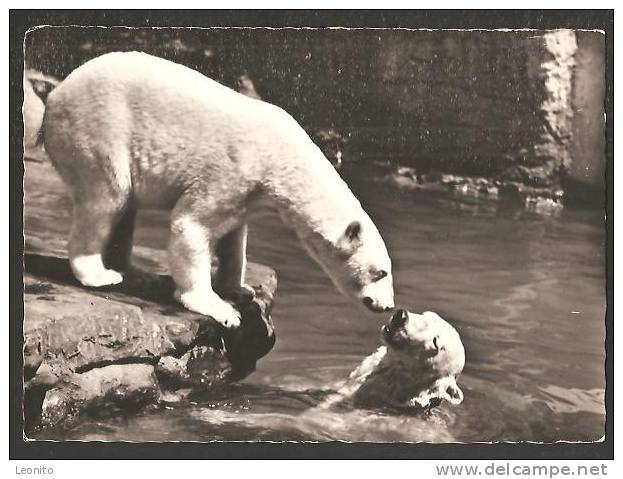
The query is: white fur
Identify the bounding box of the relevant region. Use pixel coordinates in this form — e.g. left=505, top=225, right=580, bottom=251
left=41, top=52, right=394, bottom=326
left=70, top=253, right=122, bottom=287
left=322, top=310, right=465, bottom=410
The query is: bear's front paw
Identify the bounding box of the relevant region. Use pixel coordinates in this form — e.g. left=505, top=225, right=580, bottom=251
left=175, top=290, right=242, bottom=329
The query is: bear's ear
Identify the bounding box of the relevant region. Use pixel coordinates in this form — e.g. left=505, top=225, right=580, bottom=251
left=29, top=78, right=56, bottom=103
left=439, top=377, right=464, bottom=405
left=344, top=221, right=362, bottom=242
left=337, top=221, right=362, bottom=253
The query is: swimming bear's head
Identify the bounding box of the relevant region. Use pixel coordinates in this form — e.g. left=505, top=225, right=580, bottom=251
left=381, top=309, right=465, bottom=408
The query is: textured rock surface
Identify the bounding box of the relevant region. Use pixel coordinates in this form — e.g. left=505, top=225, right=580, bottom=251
left=36, top=364, right=161, bottom=429
left=386, top=166, right=564, bottom=214
left=565, top=31, right=607, bottom=206
left=23, top=255, right=276, bottom=379
left=23, top=160, right=277, bottom=431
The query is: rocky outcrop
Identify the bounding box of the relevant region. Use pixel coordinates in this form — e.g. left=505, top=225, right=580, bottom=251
left=385, top=166, right=564, bottom=214
left=23, top=160, right=277, bottom=432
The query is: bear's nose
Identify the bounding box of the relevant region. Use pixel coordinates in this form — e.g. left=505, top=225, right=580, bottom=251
left=363, top=297, right=394, bottom=313
left=390, top=309, right=408, bottom=328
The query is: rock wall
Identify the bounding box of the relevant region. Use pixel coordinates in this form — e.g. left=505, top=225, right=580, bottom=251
left=23, top=27, right=605, bottom=203
left=566, top=31, right=607, bottom=206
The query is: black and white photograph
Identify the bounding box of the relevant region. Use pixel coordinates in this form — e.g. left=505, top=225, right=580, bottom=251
left=10, top=9, right=612, bottom=460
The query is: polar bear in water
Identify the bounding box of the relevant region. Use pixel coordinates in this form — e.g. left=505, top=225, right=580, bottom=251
left=189, top=310, right=466, bottom=442
left=325, top=309, right=465, bottom=410
left=36, top=52, right=394, bottom=327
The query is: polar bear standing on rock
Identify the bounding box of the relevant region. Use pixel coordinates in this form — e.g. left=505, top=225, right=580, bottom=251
left=38, top=52, right=394, bottom=328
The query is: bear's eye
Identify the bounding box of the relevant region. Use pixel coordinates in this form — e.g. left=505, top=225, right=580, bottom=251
left=372, top=270, right=388, bottom=282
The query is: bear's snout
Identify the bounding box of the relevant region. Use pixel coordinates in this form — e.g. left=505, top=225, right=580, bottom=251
left=390, top=309, right=409, bottom=329
left=363, top=296, right=393, bottom=312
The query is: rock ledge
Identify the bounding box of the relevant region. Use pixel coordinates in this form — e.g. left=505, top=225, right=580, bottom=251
left=24, top=254, right=277, bottom=432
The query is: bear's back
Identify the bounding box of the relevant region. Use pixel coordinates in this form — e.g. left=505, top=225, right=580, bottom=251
left=46, top=51, right=255, bottom=122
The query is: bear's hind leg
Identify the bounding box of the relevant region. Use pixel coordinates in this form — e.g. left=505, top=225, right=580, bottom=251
left=103, top=201, right=136, bottom=273
left=168, top=204, right=241, bottom=329
left=68, top=193, right=130, bottom=288
left=215, top=223, right=254, bottom=299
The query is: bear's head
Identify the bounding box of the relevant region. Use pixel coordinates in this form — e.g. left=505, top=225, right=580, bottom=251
left=381, top=309, right=465, bottom=409
left=303, top=217, right=395, bottom=313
